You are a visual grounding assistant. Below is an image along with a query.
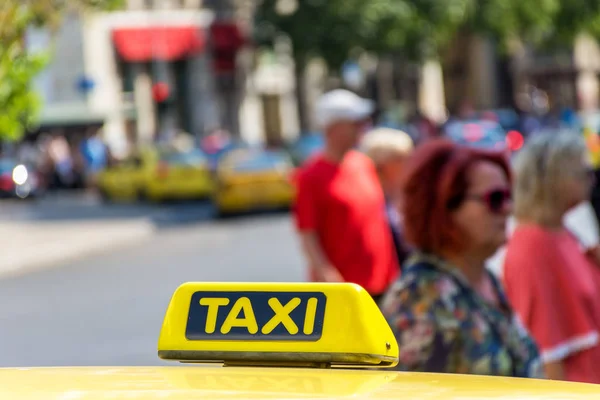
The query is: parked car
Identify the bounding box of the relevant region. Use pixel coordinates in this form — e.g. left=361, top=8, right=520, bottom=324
left=213, top=148, right=295, bottom=217
left=96, top=145, right=214, bottom=203
left=481, top=108, right=521, bottom=132
left=0, top=159, right=47, bottom=199
left=445, top=119, right=524, bottom=155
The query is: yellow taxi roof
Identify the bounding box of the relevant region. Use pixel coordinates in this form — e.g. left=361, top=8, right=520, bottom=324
left=1, top=366, right=600, bottom=399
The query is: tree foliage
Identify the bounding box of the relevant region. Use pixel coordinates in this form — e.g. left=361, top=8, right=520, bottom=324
left=359, top=0, right=585, bottom=59
left=255, top=0, right=600, bottom=68
left=549, top=1, right=600, bottom=48
left=254, top=0, right=374, bottom=70
left=0, top=0, right=123, bottom=142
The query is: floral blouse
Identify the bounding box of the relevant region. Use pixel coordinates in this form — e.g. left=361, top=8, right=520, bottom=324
left=381, top=253, right=543, bottom=378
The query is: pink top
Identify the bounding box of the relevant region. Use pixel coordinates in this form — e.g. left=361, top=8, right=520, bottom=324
left=503, top=224, right=600, bottom=384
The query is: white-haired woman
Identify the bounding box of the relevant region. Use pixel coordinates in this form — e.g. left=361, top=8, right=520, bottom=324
left=361, top=128, right=414, bottom=269
left=503, top=132, right=600, bottom=384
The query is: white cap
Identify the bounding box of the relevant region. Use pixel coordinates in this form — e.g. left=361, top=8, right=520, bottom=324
left=314, top=89, right=375, bottom=129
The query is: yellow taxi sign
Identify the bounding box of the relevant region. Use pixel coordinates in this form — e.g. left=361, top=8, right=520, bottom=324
left=158, top=282, right=399, bottom=368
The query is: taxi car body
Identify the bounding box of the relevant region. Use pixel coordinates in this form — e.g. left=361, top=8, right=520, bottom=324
left=6, top=366, right=600, bottom=399
left=213, top=148, right=295, bottom=216
left=97, top=145, right=214, bottom=203
left=2, top=282, right=600, bottom=399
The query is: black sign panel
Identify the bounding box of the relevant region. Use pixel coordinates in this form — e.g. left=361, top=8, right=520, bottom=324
left=186, top=291, right=327, bottom=341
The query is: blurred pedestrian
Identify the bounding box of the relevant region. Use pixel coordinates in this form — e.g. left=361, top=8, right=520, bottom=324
left=79, top=128, right=108, bottom=189
left=293, top=89, right=399, bottom=304
left=409, top=111, right=440, bottom=144
left=361, top=128, right=414, bottom=269
left=16, top=139, right=39, bottom=167
left=504, top=132, right=600, bottom=384
left=202, top=128, right=232, bottom=154
left=381, top=140, right=542, bottom=377
left=202, top=128, right=234, bottom=171
left=48, top=134, right=75, bottom=189
left=440, top=101, right=476, bottom=137
left=171, top=132, right=195, bottom=152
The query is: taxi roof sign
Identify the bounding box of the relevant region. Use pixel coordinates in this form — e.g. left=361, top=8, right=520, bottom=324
left=157, top=282, right=399, bottom=368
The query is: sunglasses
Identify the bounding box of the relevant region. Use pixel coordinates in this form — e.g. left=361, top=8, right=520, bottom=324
left=465, top=188, right=512, bottom=214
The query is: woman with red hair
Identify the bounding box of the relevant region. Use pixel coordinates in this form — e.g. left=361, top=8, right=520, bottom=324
left=381, top=140, right=542, bottom=377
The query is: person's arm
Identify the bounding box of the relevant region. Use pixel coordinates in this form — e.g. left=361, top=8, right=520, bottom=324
left=544, top=361, right=566, bottom=381
left=564, top=201, right=600, bottom=265
left=299, top=232, right=343, bottom=282
left=585, top=245, right=600, bottom=267
left=293, top=170, right=343, bottom=283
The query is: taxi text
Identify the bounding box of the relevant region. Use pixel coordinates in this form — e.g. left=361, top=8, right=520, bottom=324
left=185, top=291, right=327, bottom=341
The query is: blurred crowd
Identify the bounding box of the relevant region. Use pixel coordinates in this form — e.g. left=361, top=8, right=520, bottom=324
left=3, top=82, right=591, bottom=198
left=379, top=88, right=583, bottom=147
left=292, top=88, right=600, bottom=384
left=5, top=128, right=111, bottom=192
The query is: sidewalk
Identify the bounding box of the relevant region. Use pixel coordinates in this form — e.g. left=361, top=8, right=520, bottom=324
left=0, top=219, right=156, bottom=278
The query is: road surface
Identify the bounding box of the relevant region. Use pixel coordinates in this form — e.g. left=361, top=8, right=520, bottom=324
left=0, top=196, right=305, bottom=367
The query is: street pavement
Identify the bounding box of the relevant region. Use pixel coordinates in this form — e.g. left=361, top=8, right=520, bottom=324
left=0, top=191, right=216, bottom=225
left=0, top=192, right=220, bottom=277
left=0, top=195, right=304, bottom=367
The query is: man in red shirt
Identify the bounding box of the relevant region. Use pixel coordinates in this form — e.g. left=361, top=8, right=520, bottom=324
left=293, top=89, right=399, bottom=303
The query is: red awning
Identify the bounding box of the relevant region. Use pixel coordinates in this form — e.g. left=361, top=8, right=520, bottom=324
left=112, top=26, right=205, bottom=62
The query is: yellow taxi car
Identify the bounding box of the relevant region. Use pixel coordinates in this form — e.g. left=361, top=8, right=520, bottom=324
left=214, top=148, right=295, bottom=216
left=97, top=145, right=214, bottom=203
left=2, top=282, right=600, bottom=399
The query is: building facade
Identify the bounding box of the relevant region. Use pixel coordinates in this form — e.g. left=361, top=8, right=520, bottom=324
left=513, top=34, right=600, bottom=111
left=27, top=0, right=258, bottom=158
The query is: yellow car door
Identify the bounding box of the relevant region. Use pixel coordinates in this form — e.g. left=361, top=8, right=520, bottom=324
left=98, top=155, right=147, bottom=202
left=144, top=147, right=214, bottom=202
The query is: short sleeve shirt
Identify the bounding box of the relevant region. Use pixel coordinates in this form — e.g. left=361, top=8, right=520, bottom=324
left=504, top=224, right=600, bottom=384
left=293, top=151, right=399, bottom=294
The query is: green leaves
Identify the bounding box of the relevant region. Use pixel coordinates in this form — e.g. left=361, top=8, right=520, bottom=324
left=254, top=0, right=371, bottom=69
left=549, top=0, right=600, bottom=47
left=0, top=0, right=124, bottom=142
left=256, top=0, right=600, bottom=71
left=254, top=0, right=467, bottom=67
left=0, top=42, right=48, bottom=141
